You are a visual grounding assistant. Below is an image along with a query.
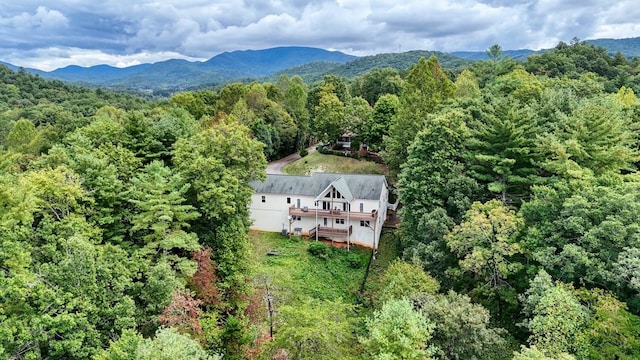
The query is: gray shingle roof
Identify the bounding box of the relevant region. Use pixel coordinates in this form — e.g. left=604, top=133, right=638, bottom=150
left=249, top=173, right=387, bottom=200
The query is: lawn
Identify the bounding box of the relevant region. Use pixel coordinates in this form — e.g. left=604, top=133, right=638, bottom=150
left=282, top=151, right=385, bottom=175
left=248, top=228, right=401, bottom=314
left=249, top=230, right=370, bottom=304
left=247, top=229, right=400, bottom=357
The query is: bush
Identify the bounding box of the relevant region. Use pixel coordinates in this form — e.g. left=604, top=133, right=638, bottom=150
left=317, top=145, right=360, bottom=159
left=350, top=138, right=361, bottom=151
left=317, top=145, right=329, bottom=154
left=299, top=148, right=309, bottom=157
left=346, top=252, right=366, bottom=269
left=308, top=241, right=332, bottom=259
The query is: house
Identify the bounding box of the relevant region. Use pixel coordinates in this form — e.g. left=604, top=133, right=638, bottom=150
left=249, top=173, right=389, bottom=249
left=336, top=132, right=355, bottom=149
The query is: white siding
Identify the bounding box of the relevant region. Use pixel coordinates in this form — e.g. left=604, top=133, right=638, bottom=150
left=249, top=177, right=389, bottom=249
left=250, top=193, right=289, bottom=232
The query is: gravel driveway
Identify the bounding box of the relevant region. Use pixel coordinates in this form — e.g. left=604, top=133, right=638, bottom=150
left=266, top=144, right=317, bottom=174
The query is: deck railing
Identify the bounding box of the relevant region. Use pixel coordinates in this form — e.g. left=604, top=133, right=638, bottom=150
left=290, top=206, right=377, bottom=221
left=309, top=225, right=353, bottom=239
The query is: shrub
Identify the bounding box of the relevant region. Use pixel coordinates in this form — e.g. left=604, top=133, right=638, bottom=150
left=317, top=145, right=360, bottom=159
left=350, top=138, right=361, bottom=151
left=308, top=241, right=332, bottom=259
left=299, top=148, right=309, bottom=157
left=317, top=145, right=329, bottom=154
left=346, top=252, right=366, bottom=269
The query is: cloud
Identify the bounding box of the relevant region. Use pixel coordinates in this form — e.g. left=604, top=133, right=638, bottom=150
left=0, top=6, right=69, bottom=47
left=180, top=1, right=380, bottom=56
left=4, top=47, right=205, bottom=71
left=0, top=0, right=638, bottom=70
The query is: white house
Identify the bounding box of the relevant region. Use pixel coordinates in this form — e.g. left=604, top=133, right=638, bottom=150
left=249, top=173, right=389, bottom=249
left=336, top=132, right=355, bottom=149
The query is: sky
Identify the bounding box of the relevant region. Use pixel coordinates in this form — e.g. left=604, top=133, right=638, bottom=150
left=1, top=0, right=639, bottom=71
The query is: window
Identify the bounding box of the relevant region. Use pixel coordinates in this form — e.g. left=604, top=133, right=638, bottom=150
left=261, top=195, right=266, bottom=203
left=360, top=220, right=370, bottom=227
left=287, top=197, right=291, bottom=204
left=323, top=218, right=327, bottom=226
left=360, top=203, right=364, bottom=212
left=336, top=219, right=345, bottom=224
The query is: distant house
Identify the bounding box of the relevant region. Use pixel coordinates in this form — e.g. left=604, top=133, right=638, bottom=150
left=336, top=132, right=355, bottom=149
left=249, top=173, right=389, bottom=249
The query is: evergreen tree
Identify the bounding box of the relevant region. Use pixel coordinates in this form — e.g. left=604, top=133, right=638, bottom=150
left=128, top=160, right=200, bottom=275
left=467, top=97, right=539, bottom=206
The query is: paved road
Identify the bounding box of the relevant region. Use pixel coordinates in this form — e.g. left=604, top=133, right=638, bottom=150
left=266, top=144, right=317, bottom=174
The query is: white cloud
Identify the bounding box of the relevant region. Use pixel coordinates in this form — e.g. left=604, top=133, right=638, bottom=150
left=4, top=47, right=205, bottom=71
left=0, top=0, right=639, bottom=70
left=0, top=6, right=68, bottom=31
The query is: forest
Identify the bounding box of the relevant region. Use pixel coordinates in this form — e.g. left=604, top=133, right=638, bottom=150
left=2, top=40, right=640, bottom=359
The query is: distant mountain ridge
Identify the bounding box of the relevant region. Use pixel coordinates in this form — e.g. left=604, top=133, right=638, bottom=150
left=584, top=37, right=640, bottom=57
left=451, top=49, right=537, bottom=61
left=2, top=37, right=640, bottom=92
left=451, top=37, right=640, bottom=61
left=202, top=47, right=356, bottom=76
left=265, top=50, right=475, bottom=84
left=14, top=46, right=357, bottom=91
left=0, top=61, right=19, bottom=71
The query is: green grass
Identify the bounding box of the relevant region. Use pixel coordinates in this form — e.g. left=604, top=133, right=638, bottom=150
left=360, top=229, right=402, bottom=308
left=249, top=231, right=370, bottom=304
left=247, top=230, right=401, bottom=357
left=248, top=229, right=401, bottom=312
left=283, top=151, right=385, bottom=175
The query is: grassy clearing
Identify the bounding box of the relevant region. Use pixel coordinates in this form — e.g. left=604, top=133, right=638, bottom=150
left=283, top=151, right=385, bottom=175
left=249, top=230, right=370, bottom=304
left=248, top=229, right=400, bottom=315
left=247, top=230, right=400, bottom=357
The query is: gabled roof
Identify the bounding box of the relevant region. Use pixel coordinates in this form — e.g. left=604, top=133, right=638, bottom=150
left=315, top=176, right=354, bottom=202
left=249, top=173, right=387, bottom=200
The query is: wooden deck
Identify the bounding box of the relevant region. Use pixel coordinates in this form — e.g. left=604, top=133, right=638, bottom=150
left=289, top=206, right=377, bottom=221
left=309, top=225, right=353, bottom=239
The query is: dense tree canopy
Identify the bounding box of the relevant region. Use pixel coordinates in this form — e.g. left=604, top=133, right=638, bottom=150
left=3, top=40, right=640, bottom=359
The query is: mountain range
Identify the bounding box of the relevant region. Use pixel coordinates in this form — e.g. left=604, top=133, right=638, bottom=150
left=2, top=37, right=639, bottom=92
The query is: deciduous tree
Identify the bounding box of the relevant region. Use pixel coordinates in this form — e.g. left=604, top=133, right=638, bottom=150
left=413, top=291, right=509, bottom=360
left=271, top=299, right=353, bottom=360
left=378, top=260, right=439, bottom=304
left=360, top=298, right=436, bottom=360
left=383, top=56, right=455, bottom=174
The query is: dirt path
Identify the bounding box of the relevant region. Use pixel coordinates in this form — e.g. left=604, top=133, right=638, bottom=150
left=266, top=144, right=318, bottom=174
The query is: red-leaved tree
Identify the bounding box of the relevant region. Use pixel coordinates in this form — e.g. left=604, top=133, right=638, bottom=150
left=159, top=291, right=203, bottom=335
left=189, top=247, right=221, bottom=308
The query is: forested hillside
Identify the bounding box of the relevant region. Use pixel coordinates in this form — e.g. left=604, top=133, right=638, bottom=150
left=266, top=50, right=473, bottom=84
left=586, top=37, right=640, bottom=57
left=2, top=39, right=640, bottom=359
left=21, top=47, right=356, bottom=92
